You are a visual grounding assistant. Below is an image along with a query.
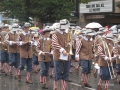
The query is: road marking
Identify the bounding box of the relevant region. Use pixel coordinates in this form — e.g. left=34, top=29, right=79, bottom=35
left=69, top=82, right=96, bottom=90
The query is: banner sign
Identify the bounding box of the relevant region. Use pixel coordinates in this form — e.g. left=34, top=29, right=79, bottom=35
left=79, top=0, right=113, bottom=13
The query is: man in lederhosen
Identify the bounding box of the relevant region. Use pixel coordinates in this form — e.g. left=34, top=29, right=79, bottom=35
left=93, top=28, right=106, bottom=78
left=36, top=26, right=52, bottom=89
left=0, top=24, right=4, bottom=73
left=17, top=22, right=33, bottom=84
left=49, top=31, right=55, bottom=78
left=97, top=33, right=115, bottom=90
left=4, top=24, right=20, bottom=78
left=114, top=35, right=120, bottom=84
left=75, top=28, right=86, bottom=74
left=52, top=19, right=71, bottom=90
left=0, top=24, right=9, bottom=75
left=75, top=29, right=96, bottom=88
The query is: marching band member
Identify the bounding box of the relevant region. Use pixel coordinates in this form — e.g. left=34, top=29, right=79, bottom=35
left=4, top=24, right=20, bottom=78
left=32, top=33, right=40, bottom=73
left=75, top=29, right=86, bottom=74
left=36, top=26, right=52, bottom=89
left=113, top=35, right=120, bottom=84
left=52, top=19, right=71, bottom=90
left=49, top=31, right=54, bottom=78
left=0, top=24, right=9, bottom=75
left=93, top=28, right=106, bottom=78
left=17, top=22, right=33, bottom=84
left=0, top=24, right=5, bottom=73
left=75, top=29, right=96, bottom=88
left=71, top=26, right=76, bottom=68
left=97, top=33, right=115, bottom=90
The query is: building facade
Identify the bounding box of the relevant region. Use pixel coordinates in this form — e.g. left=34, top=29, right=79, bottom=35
left=79, top=0, right=120, bottom=27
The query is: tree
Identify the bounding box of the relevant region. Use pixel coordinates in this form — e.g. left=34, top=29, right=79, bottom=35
left=0, top=0, right=90, bottom=23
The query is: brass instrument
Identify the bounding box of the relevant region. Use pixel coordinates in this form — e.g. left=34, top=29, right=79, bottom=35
left=102, top=38, right=116, bottom=79
left=26, top=33, right=32, bottom=51
left=66, top=28, right=73, bottom=55
left=1, top=31, right=8, bottom=51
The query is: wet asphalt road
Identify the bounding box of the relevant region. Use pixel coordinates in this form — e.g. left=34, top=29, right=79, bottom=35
left=0, top=62, right=119, bottom=90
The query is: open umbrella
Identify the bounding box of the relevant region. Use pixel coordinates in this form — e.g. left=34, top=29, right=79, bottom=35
left=86, top=22, right=103, bottom=28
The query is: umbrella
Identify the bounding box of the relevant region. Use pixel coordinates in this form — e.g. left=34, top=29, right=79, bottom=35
left=86, top=22, right=103, bottom=28
left=109, top=25, right=117, bottom=31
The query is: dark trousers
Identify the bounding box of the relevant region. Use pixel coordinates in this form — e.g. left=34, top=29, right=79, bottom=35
left=80, top=60, right=92, bottom=74
left=0, top=50, right=9, bottom=63
left=19, top=58, right=32, bottom=72
left=54, top=60, right=70, bottom=81
left=9, top=53, right=20, bottom=68
left=40, top=62, right=50, bottom=76
left=32, top=54, right=39, bottom=65
left=100, top=66, right=112, bottom=80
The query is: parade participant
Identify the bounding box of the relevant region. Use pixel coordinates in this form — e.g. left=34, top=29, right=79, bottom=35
left=112, top=30, right=119, bottom=81
left=75, top=29, right=96, bottom=88
left=4, top=24, right=20, bottom=78
left=49, top=31, right=54, bottom=78
left=93, top=28, right=106, bottom=78
left=52, top=19, right=71, bottom=90
left=36, top=26, right=52, bottom=89
left=97, top=33, right=116, bottom=90
left=71, top=26, right=76, bottom=68
left=32, top=33, right=39, bottom=73
left=0, top=24, right=9, bottom=75
left=75, top=29, right=86, bottom=75
left=0, top=24, right=4, bottom=72
left=17, top=22, right=33, bottom=84
left=113, top=35, right=120, bottom=84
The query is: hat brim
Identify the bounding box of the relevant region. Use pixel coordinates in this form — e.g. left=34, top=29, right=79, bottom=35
left=11, top=28, right=19, bottom=31
left=84, top=32, right=96, bottom=36
left=105, top=37, right=113, bottom=41
left=60, top=25, right=69, bottom=29
left=97, top=31, right=104, bottom=34
left=42, top=30, right=52, bottom=34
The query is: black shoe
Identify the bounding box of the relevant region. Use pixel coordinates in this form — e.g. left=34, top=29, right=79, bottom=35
left=67, top=79, right=72, bottom=82
left=50, top=75, right=53, bottom=78
left=85, top=84, right=92, bottom=88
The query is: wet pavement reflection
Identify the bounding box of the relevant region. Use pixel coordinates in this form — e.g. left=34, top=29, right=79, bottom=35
left=0, top=63, right=119, bottom=90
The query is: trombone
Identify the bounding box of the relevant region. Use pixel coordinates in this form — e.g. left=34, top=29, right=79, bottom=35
left=102, top=38, right=116, bottom=79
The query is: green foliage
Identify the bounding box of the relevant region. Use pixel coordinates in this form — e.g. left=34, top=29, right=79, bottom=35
left=0, top=0, right=90, bottom=23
